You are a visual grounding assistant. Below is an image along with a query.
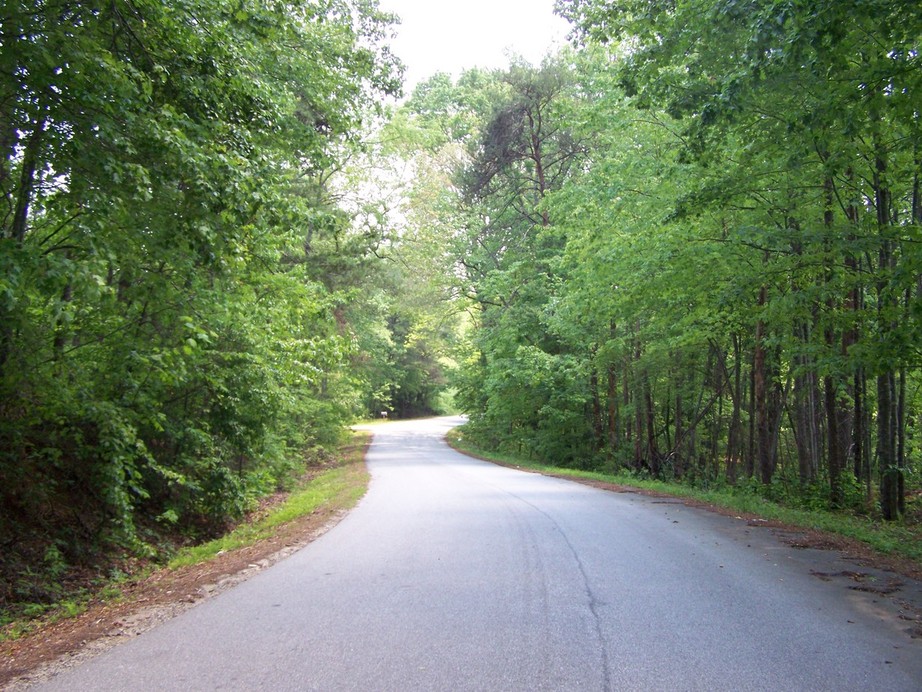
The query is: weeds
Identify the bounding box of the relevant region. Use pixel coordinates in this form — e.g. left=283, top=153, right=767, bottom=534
left=1, top=431, right=370, bottom=642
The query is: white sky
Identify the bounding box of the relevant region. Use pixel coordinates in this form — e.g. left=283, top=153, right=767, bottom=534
left=378, top=0, right=570, bottom=93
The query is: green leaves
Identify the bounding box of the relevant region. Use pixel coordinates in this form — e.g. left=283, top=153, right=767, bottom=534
left=0, top=0, right=404, bottom=597
left=442, top=3, right=921, bottom=515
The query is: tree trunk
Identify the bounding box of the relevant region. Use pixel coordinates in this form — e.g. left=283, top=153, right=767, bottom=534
left=872, top=138, right=903, bottom=520
left=845, top=168, right=869, bottom=495
left=607, top=361, right=619, bottom=456
left=726, top=334, right=742, bottom=484
left=824, top=373, right=843, bottom=507
left=590, top=364, right=604, bottom=451
left=853, top=367, right=866, bottom=484
left=897, top=366, right=906, bottom=517
left=791, top=319, right=821, bottom=484
left=11, top=117, right=47, bottom=244
left=674, top=382, right=683, bottom=477
left=0, top=114, right=46, bottom=375
left=644, top=371, right=658, bottom=476
left=879, top=369, right=900, bottom=520
left=746, top=339, right=756, bottom=480
left=754, top=285, right=773, bottom=484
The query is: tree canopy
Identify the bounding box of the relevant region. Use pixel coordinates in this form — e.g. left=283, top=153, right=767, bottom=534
left=3, top=0, right=920, bottom=615
left=400, top=1, right=922, bottom=523
left=0, top=0, right=434, bottom=607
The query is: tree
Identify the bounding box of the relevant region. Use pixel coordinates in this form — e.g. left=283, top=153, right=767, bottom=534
left=0, top=0, right=400, bottom=605
left=441, top=58, right=596, bottom=463
left=554, top=0, right=921, bottom=513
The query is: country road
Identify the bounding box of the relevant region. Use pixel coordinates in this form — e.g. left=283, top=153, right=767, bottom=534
left=31, top=417, right=922, bottom=691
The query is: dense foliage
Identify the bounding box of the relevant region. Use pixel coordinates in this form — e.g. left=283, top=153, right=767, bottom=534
left=4, top=0, right=920, bottom=617
left=405, top=1, right=922, bottom=521
left=0, top=0, right=454, bottom=609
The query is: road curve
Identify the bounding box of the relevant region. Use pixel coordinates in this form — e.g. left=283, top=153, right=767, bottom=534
left=31, top=417, right=922, bottom=691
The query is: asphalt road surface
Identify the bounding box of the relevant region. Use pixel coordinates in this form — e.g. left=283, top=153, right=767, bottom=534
left=32, top=417, right=922, bottom=691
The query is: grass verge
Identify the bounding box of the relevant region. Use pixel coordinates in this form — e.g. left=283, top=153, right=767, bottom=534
left=169, top=433, right=370, bottom=569
left=1, top=430, right=371, bottom=643
left=446, top=429, right=922, bottom=570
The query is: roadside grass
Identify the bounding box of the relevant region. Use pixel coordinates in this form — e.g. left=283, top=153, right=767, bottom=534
left=1, top=431, right=371, bottom=642
left=445, top=429, right=922, bottom=568
left=1, top=599, right=90, bottom=642
left=169, top=433, right=370, bottom=569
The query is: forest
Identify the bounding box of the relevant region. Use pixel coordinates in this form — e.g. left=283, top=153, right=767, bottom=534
left=2, top=0, right=921, bottom=612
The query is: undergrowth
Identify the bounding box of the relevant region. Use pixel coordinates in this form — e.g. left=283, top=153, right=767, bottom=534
left=0, top=431, right=370, bottom=642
